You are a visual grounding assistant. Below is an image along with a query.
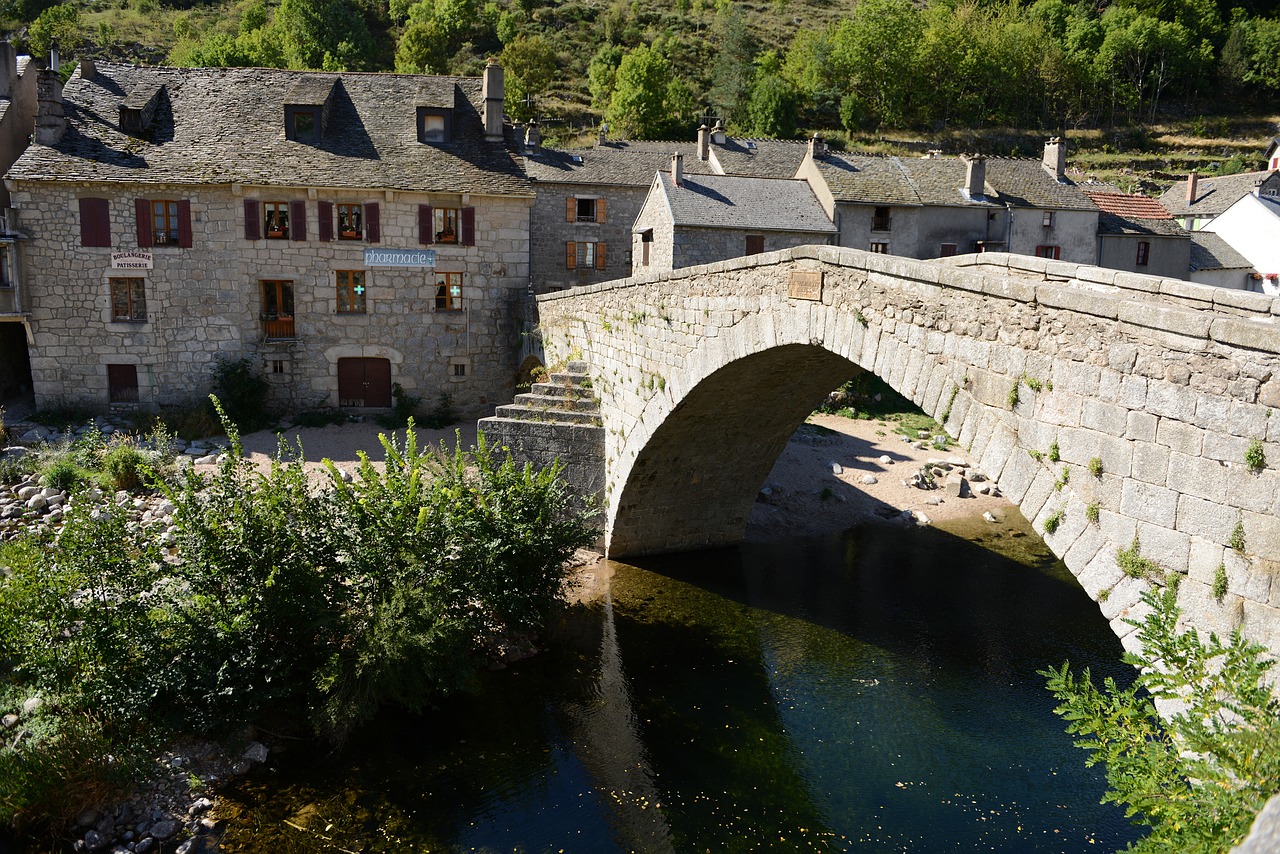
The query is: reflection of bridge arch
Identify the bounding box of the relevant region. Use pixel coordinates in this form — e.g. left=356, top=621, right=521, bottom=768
left=520, top=247, right=1280, bottom=657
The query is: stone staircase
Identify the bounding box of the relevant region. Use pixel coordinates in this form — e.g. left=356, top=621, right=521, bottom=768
left=491, top=360, right=602, bottom=428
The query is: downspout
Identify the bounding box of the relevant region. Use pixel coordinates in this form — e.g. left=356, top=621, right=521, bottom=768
left=1004, top=203, right=1013, bottom=253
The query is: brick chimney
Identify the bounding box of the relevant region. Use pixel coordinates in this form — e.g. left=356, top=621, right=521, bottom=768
left=671, top=152, right=683, bottom=187
left=962, top=154, right=986, bottom=199
left=697, top=123, right=710, bottom=161
left=34, top=68, right=65, bottom=145
left=524, top=120, right=540, bottom=154
left=711, top=119, right=726, bottom=145
left=1043, top=137, right=1065, bottom=179
left=1186, top=170, right=1199, bottom=204
left=808, top=132, right=827, bottom=160
left=481, top=60, right=503, bottom=141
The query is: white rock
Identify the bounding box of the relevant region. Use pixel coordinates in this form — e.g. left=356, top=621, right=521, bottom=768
left=25, top=495, right=47, bottom=511
left=196, top=454, right=219, bottom=465
left=913, top=510, right=932, bottom=526
left=983, top=511, right=1002, bottom=523
left=21, top=696, right=41, bottom=715
left=946, top=456, right=966, bottom=467
left=829, top=461, right=843, bottom=475
left=861, top=474, right=878, bottom=485
left=878, top=455, right=892, bottom=465
left=16, top=486, right=38, bottom=500
left=243, top=741, right=269, bottom=763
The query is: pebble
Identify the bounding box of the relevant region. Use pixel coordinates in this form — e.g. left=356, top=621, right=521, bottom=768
left=983, top=511, right=1002, bottom=523
left=829, top=461, right=843, bottom=475
left=877, top=455, right=892, bottom=465
left=861, top=474, right=878, bottom=485
left=148, top=819, right=178, bottom=841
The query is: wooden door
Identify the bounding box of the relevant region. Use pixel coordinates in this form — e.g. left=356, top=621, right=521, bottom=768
left=337, top=358, right=392, bottom=407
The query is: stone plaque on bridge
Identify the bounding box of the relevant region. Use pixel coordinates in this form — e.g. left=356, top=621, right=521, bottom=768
left=788, top=270, right=823, bottom=301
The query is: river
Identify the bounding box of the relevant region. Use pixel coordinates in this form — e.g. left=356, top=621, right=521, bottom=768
left=213, top=514, right=1142, bottom=852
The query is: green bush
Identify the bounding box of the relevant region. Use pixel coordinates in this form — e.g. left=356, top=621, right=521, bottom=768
left=101, top=444, right=146, bottom=492
left=1043, top=587, right=1280, bottom=853
left=38, top=456, right=85, bottom=492
left=210, top=358, right=271, bottom=433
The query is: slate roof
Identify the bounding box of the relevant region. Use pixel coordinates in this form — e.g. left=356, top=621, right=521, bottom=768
left=1189, top=231, right=1252, bottom=272
left=1160, top=170, right=1279, bottom=217
left=655, top=171, right=836, bottom=234
left=522, top=140, right=715, bottom=187
left=710, top=138, right=808, bottom=178
left=1085, top=190, right=1188, bottom=237
left=8, top=62, right=531, bottom=196
left=812, top=154, right=1096, bottom=211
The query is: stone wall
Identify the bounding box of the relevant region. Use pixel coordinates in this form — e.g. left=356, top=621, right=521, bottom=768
left=671, top=226, right=828, bottom=271
left=530, top=180, right=645, bottom=293
left=534, top=245, right=1280, bottom=658
left=11, top=179, right=532, bottom=418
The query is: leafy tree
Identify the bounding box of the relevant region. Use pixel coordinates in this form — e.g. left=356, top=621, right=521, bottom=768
left=501, top=34, right=557, bottom=121
left=588, top=43, right=625, bottom=111
left=28, top=3, right=82, bottom=61
left=743, top=51, right=798, bottom=137
left=707, top=0, right=754, bottom=127
left=1042, top=587, right=1280, bottom=853
left=395, top=18, right=451, bottom=73
left=605, top=44, right=679, bottom=138
left=828, top=0, right=922, bottom=128
left=275, top=0, right=375, bottom=70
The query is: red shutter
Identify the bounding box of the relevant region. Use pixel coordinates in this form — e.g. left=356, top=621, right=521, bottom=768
left=177, top=200, right=193, bottom=248
left=596, top=242, right=607, bottom=270
left=566, top=197, right=576, bottom=222
left=419, top=205, right=433, bottom=244
left=134, top=199, right=153, bottom=248
left=79, top=198, right=110, bottom=247
left=597, top=198, right=607, bottom=224
left=244, top=199, right=260, bottom=240
left=461, top=206, right=475, bottom=246
left=318, top=201, right=334, bottom=242
left=566, top=242, right=576, bottom=269
left=365, top=202, right=381, bottom=243
left=290, top=200, right=307, bottom=241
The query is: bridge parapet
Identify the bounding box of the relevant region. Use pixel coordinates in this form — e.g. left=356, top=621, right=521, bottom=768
left=528, top=245, right=1280, bottom=658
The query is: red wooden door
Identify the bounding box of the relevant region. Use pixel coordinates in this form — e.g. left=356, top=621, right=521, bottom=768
left=337, top=358, right=392, bottom=407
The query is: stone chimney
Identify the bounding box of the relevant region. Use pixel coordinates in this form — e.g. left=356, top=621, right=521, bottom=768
left=1186, top=170, right=1199, bottom=204
left=697, top=124, right=710, bottom=161
left=34, top=68, right=65, bottom=145
left=671, top=152, right=684, bottom=187
left=524, top=121, right=540, bottom=154
left=79, top=58, right=95, bottom=79
left=598, top=122, right=608, bottom=145
left=1043, top=137, right=1066, bottom=179
left=711, top=119, right=726, bottom=145
left=808, top=132, right=827, bottom=160
left=925, top=149, right=942, bottom=159
left=962, top=154, right=986, bottom=199
left=0, top=43, right=15, bottom=99
left=481, top=60, right=504, bottom=141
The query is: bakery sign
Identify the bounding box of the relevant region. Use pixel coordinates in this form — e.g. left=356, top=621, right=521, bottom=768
left=111, top=251, right=153, bottom=270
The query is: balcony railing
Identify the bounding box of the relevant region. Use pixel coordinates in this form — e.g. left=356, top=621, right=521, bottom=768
left=262, top=315, right=295, bottom=339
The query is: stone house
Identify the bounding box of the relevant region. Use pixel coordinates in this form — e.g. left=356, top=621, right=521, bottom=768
left=631, top=153, right=836, bottom=273
left=1199, top=188, right=1280, bottom=295
left=1188, top=231, right=1253, bottom=291
left=0, top=44, right=41, bottom=400
left=6, top=60, right=534, bottom=416
left=522, top=121, right=808, bottom=293
left=1083, top=189, right=1191, bottom=279
left=796, top=137, right=1099, bottom=263
left=1161, top=169, right=1280, bottom=232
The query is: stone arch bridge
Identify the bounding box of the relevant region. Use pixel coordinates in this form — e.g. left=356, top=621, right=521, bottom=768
left=482, top=246, right=1280, bottom=657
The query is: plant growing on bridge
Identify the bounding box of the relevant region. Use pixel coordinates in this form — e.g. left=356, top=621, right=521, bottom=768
left=1043, top=508, right=1063, bottom=534
left=1089, top=457, right=1104, bottom=477
left=1007, top=380, right=1020, bottom=409
left=1117, top=536, right=1163, bottom=581
left=1048, top=440, right=1060, bottom=463
left=1213, top=561, right=1228, bottom=601
left=1055, top=465, right=1070, bottom=491
left=1042, top=587, right=1280, bottom=854
left=1086, top=502, right=1100, bottom=524
left=1244, top=439, right=1266, bottom=473
left=1229, top=519, right=1246, bottom=554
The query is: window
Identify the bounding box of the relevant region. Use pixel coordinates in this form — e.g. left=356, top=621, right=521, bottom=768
left=288, top=108, right=317, bottom=141
left=336, top=270, right=366, bottom=314
left=110, top=277, right=147, bottom=322
left=566, top=197, right=606, bottom=223
left=869, top=242, right=890, bottom=254
left=746, top=235, right=765, bottom=255
left=434, top=208, right=459, bottom=243
left=453, top=362, right=467, bottom=377
left=566, top=241, right=607, bottom=270
left=337, top=204, right=363, bottom=240
left=0, top=247, right=11, bottom=288
left=79, top=197, right=111, bottom=248
left=269, top=359, right=286, bottom=375
left=872, top=206, right=891, bottom=231
left=261, top=280, right=295, bottom=338
left=264, top=202, right=290, bottom=239
left=1043, top=210, right=1055, bottom=228
left=151, top=200, right=180, bottom=245
left=107, top=364, right=138, bottom=404
left=640, top=230, right=652, bottom=266
left=939, top=243, right=958, bottom=257
left=1136, top=241, right=1150, bottom=266
left=418, top=109, right=452, bottom=143
left=1035, top=245, right=1061, bottom=260
left=435, top=272, right=463, bottom=310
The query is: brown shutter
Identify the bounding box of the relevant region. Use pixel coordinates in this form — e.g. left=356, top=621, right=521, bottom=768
left=79, top=198, right=110, bottom=247
left=318, top=201, right=334, bottom=242
left=290, top=200, right=307, bottom=241
left=177, top=200, right=193, bottom=248
left=597, top=198, right=607, bottom=224
left=566, top=242, right=576, bottom=269
left=419, top=205, right=434, bottom=244
left=365, top=202, right=381, bottom=243
left=244, top=199, right=260, bottom=240
left=595, top=242, right=607, bottom=270
left=566, top=197, right=576, bottom=222
left=461, top=206, right=475, bottom=246
left=134, top=199, right=153, bottom=248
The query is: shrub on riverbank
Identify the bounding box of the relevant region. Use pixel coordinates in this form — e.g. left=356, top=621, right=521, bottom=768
left=0, top=410, right=596, bottom=831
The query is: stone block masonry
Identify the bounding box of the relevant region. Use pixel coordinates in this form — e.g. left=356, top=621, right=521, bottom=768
left=528, top=245, right=1280, bottom=661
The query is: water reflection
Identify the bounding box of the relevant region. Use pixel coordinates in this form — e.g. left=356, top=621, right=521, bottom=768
left=217, top=517, right=1141, bottom=852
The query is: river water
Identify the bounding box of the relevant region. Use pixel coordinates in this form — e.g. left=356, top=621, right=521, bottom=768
left=215, top=515, right=1143, bottom=852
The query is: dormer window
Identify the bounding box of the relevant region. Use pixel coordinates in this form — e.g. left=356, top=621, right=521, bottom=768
left=418, top=108, right=452, bottom=144
left=119, top=83, right=164, bottom=136
left=286, top=106, right=319, bottom=142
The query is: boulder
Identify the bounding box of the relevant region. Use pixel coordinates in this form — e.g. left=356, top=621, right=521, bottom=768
left=829, top=461, right=843, bottom=475
left=944, top=474, right=970, bottom=498
left=149, top=819, right=179, bottom=841
left=243, top=741, right=269, bottom=763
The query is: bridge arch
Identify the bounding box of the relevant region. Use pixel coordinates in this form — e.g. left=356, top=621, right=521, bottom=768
left=531, top=246, right=1280, bottom=657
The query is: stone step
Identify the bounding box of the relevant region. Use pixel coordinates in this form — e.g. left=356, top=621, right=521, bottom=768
left=513, top=392, right=600, bottom=413
left=491, top=404, right=602, bottom=426
left=530, top=381, right=597, bottom=401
